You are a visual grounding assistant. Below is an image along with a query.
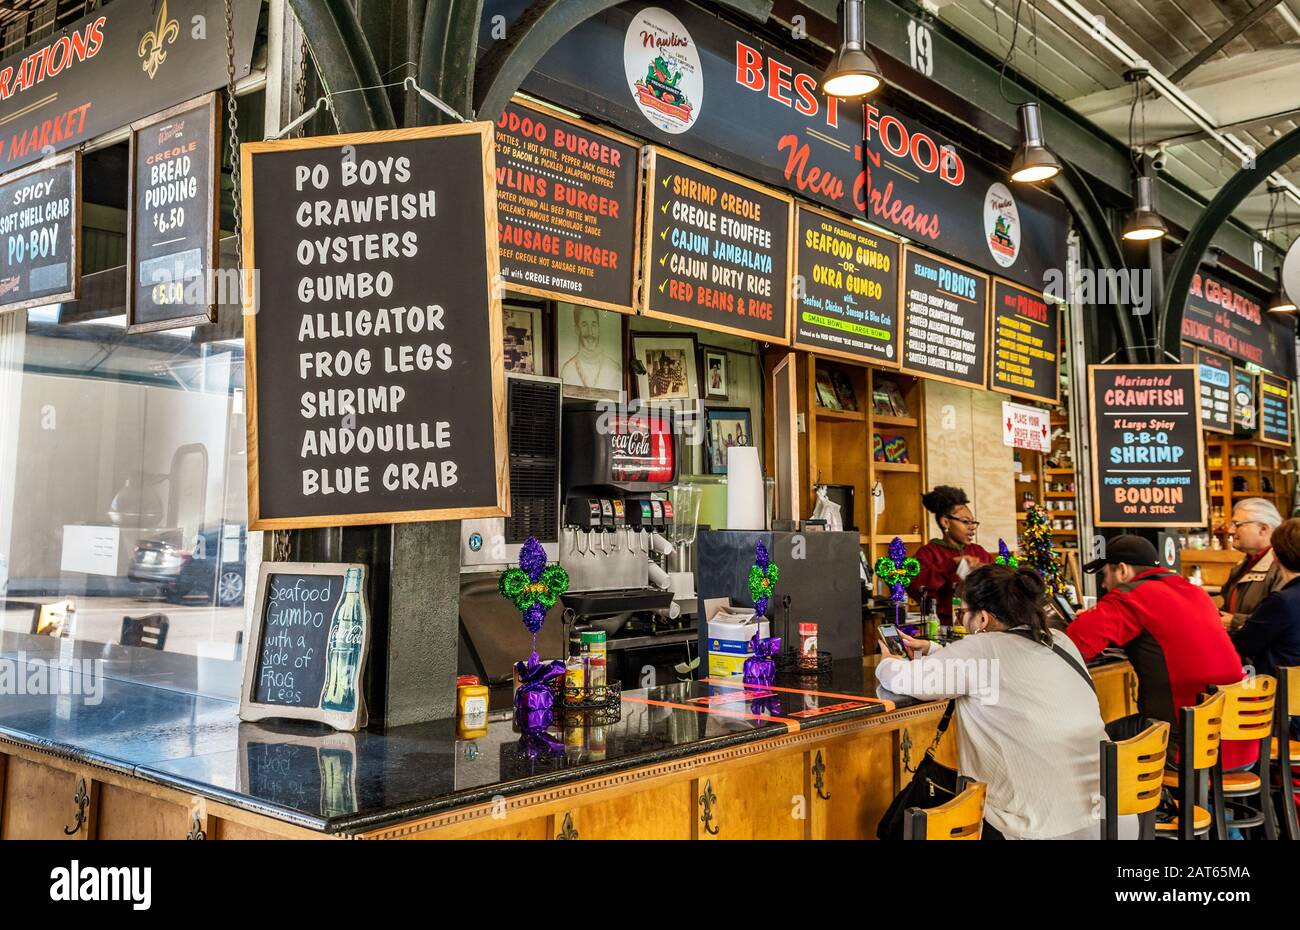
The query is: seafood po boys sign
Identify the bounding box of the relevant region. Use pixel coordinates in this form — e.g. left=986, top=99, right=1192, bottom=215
left=479, top=0, right=1068, bottom=289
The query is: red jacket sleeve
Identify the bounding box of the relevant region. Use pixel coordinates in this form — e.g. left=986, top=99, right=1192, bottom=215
left=1065, top=595, right=1145, bottom=660
left=909, top=543, right=952, bottom=603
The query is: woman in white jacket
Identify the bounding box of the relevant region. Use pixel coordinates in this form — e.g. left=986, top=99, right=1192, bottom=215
left=876, top=564, right=1107, bottom=840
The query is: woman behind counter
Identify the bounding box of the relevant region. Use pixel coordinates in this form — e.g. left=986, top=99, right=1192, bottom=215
left=909, top=485, right=993, bottom=622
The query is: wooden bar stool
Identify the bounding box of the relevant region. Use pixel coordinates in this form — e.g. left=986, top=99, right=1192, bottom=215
left=1210, top=675, right=1278, bottom=840
left=1100, top=720, right=1170, bottom=839
left=1271, top=666, right=1299, bottom=840
left=903, top=777, right=987, bottom=840
left=1157, top=692, right=1223, bottom=839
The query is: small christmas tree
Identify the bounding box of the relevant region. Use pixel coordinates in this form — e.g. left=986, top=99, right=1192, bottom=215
left=1021, top=504, right=1069, bottom=599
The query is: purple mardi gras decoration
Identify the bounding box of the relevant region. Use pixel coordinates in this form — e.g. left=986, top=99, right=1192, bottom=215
left=499, top=537, right=570, bottom=641
left=513, top=652, right=566, bottom=731
left=874, top=536, right=921, bottom=622
left=748, top=540, right=780, bottom=617
left=743, top=631, right=783, bottom=686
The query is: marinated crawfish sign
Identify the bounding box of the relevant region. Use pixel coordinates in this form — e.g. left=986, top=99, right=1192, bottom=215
left=241, top=124, right=509, bottom=530
left=478, top=0, right=1069, bottom=290
left=642, top=147, right=792, bottom=343
left=792, top=205, right=900, bottom=366
left=0, top=0, right=259, bottom=174
left=1088, top=365, right=1207, bottom=528
left=988, top=278, right=1059, bottom=404
left=127, top=93, right=220, bottom=333
left=0, top=152, right=79, bottom=313
left=494, top=99, right=641, bottom=313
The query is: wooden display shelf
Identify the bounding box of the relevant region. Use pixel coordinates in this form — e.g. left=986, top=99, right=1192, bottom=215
left=872, top=414, right=919, bottom=428
left=873, top=461, right=920, bottom=473
left=814, top=406, right=864, bottom=422
left=1044, top=491, right=1075, bottom=499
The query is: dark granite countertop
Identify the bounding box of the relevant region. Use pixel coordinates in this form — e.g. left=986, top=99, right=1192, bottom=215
left=0, top=642, right=919, bottom=834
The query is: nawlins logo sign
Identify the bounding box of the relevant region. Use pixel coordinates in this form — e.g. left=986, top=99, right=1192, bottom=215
left=984, top=182, right=1021, bottom=268
left=624, top=7, right=702, bottom=134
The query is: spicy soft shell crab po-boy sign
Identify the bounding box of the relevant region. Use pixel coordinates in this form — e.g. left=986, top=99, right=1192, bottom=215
left=240, top=123, right=508, bottom=530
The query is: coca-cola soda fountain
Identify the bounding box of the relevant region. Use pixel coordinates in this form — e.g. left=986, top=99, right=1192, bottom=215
left=559, top=402, right=678, bottom=615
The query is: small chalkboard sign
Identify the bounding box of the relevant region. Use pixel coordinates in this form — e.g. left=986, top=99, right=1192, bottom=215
left=1195, top=347, right=1233, bottom=435
left=238, top=722, right=360, bottom=820
left=1234, top=368, right=1258, bottom=433
left=899, top=245, right=989, bottom=389
left=792, top=204, right=901, bottom=366
left=127, top=92, right=220, bottom=334
left=0, top=151, right=80, bottom=314
left=642, top=147, right=792, bottom=343
left=989, top=278, right=1059, bottom=404
left=1260, top=371, right=1292, bottom=448
left=1088, top=364, right=1207, bottom=529
left=240, top=562, right=370, bottom=731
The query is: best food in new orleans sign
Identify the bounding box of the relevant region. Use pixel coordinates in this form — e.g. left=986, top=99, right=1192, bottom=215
left=479, top=0, right=1069, bottom=290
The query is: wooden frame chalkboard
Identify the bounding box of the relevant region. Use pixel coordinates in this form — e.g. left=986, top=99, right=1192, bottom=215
left=240, top=561, right=370, bottom=732
left=791, top=202, right=902, bottom=368
left=1194, top=346, right=1234, bottom=436
left=1259, top=370, right=1293, bottom=448
left=640, top=146, right=794, bottom=345
left=1087, top=364, right=1208, bottom=529
left=987, top=276, right=1060, bottom=405
left=126, top=92, right=221, bottom=334
left=495, top=96, right=643, bottom=314
left=898, top=244, right=990, bottom=390
left=0, top=151, right=80, bottom=314
left=240, top=122, right=509, bottom=530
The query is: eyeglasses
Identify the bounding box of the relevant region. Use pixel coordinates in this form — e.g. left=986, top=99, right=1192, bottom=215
left=1226, top=520, right=1267, bottom=530
left=946, top=515, right=980, bottom=529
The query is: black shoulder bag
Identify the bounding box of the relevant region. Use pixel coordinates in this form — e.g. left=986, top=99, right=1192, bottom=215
left=875, top=630, right=1094, bottom=840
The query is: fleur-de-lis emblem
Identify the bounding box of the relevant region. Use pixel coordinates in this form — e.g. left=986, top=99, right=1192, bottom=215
left=137, top=0, right=180, bottom=80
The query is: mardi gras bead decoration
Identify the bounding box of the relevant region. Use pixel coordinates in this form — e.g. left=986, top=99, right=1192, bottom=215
left=500, top=537, right=569, bottom=730
left=996, top=538, right=1019, bottom=567
left=748, top=540, right=780, bottom=617
left=743, top=630, right=782, bottom=686
left=874, top=536, right=920, bottom=611
left=499, top=537, right=569, bottom=636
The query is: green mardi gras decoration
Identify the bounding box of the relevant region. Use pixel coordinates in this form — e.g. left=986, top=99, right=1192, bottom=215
left=875, top=536, right=920, bottom=608
left=498, top=538, right=569, bottom=634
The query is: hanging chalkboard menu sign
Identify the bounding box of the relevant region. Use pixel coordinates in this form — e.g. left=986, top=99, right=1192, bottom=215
left=1088, top=365, right=1207, bottom=528
left=1260, top=371, right=1292, bottom=447
left=240, top=123, right=508, bottom=529
left=791, top=205, right=900, bottom=365
left=494, top=99, right=641, bottom=313
left=642, top=147, right=791, bottom=343
left=1195, top=347, right=1233, bottom=434
left=899, top=246, right=989, bottom=388
left=1234, top=368, right=1258, bottom=433
left=240, top=562, right=370, bottom=731
left=0, top=151, right=79, bottom=313
left=127, top=93, right=220, bottom=333
left=989, top=279, right=1059, bottom=404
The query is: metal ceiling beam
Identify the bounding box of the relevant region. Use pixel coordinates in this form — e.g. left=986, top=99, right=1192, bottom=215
left=289, top=0, right=395, bottom=132
left=785, top=0, right=1277, bottom=279
left=1168, top=0, right=1287, bottom=84
left=1160, top=122, right=1300, bottom=358
left=418, top=0, right=483, bottom=120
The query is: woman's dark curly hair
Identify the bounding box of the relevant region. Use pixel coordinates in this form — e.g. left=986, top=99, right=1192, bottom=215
left=921, top=485, right=969, bottom=529
left=963, top=563, right=1053, bottom=645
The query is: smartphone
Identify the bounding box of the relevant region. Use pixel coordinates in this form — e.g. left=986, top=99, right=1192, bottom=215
left=878, top=623, right=908, bottom=658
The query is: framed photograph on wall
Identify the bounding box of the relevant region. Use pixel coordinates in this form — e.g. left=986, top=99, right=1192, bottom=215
left=503, top=303, right=545, bottom=375
left=556, top=303, right=624, bottom=399
left=702, top=348, right=728, bottom=400
left=631, top=332, right=700, bottom=402
left=705, top=406, right=754, bottom=475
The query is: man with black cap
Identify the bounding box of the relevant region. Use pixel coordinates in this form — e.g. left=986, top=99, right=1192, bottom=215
left=1067, top=534, right=1253, bottom=769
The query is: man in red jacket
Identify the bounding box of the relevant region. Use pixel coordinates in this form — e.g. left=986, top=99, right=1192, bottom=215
left=1067, top=534, right=1254, bottom=769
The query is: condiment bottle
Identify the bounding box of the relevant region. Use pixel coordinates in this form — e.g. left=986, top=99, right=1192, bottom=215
left=564, top=641, right=586, bottom=704
left=456, top=674, right=489, bottom=721
left=798, top=622, right=818, bottom=670
left=581, top=630, right=607, bottom=700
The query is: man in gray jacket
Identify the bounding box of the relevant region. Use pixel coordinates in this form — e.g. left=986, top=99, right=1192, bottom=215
left=1220, top=498, right=1286, bottom=631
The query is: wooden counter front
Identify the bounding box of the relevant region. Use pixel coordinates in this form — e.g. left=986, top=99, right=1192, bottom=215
left=0, top=661, right=1138, bottom=841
